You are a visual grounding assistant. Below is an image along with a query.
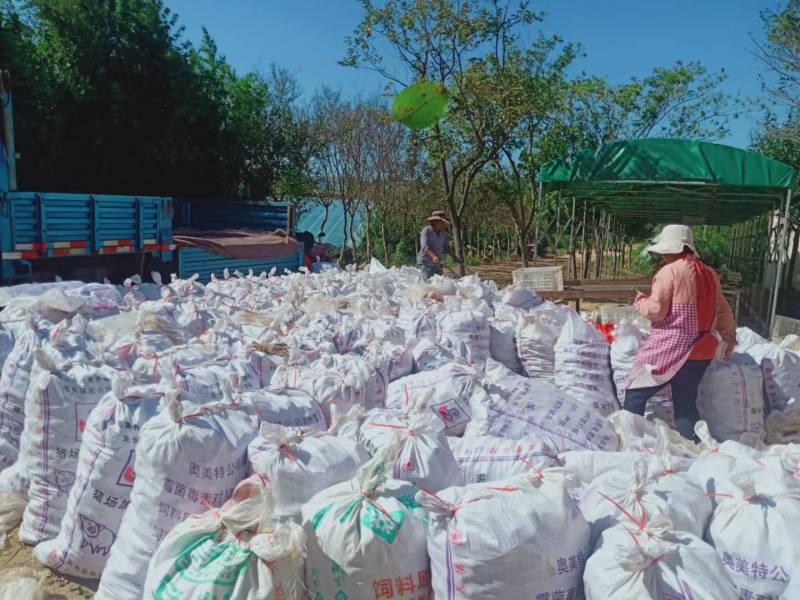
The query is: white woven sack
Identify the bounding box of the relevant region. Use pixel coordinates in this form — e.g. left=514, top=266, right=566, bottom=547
left=554, top=311, right=618, bottom=415
left=33, top=380, right=163, bottom=578
left=489, top=304, right=523, bottom=374
left=781, top=567, right=800, bottom=600
left=318, top=353, right=389, bottom=411
left=359, top=409, right=464, bottom=491
left=397, top=303, right=444, bottom=342
left=302, top=453, right=431, bottom=600
left=610, top=320, right=645, bottom=403
left=697, top=354, right=765, bottom=442
left=584, top=517, right=737, bottom=600
left=704, top=469, right=800, bottom=599
left=95, top=395, right=257, bottom=600
left=19, top=356, right=115, bottom=545
left=560, top=448, right=692, bottom=487
left=515, top=302, right=567, bottom=381
left=411, top=337, right=455, bottom=372
left=247, top=410, right=368, bottom=520
left=609, top=411, right=699, bottom=459
left=239, top=387, right=326, bottom=431
left=352, top=341, right=413, bottom=383
left=273, top=358, right=372, bottom=421
left=744, top=341, right=800, bottom=411
left=438, top=310, right=490, bottom=368
left=418, top=470, right=590, bottom=600
left=582, top=456, right=711, bottom=543
left=174, top=350, right=286, bottom=399
left=448, top=434, right=557, bottom=484
left=131, top=343, right=218, bottom=385
left=0, top=319, right=46, bottom=469
left=501, top=284, right=541, bottom=311
left=469, top=361, right=618, bottom=451
left=386, top=363, right=483, bottom=436
left=143, top=474, right=306, bottom=600
left=0, top=325, right=16, bottom=382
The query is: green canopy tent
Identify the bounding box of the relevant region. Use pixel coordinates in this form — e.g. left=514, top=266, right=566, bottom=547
left=537, top=138, right=796, bottom=332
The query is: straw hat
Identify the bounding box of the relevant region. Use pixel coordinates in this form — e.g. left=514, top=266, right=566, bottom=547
left=646, top=224, right=697, bottom=255
left=426, top=211, right=450, bottom=225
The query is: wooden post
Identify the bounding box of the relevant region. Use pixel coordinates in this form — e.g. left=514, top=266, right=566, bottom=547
left=569, top=197, right=577, bottom=279
left=554, top=192, right=561, bottom=266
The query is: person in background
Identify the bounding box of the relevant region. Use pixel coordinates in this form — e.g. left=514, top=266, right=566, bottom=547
left=623, top=224, right=736, bottom=440
left=295, top=231, right=316, bottom=270
left=417, top=211, right=451, bottom=279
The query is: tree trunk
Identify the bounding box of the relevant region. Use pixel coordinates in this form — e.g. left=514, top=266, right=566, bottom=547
left=348, top=211, right=357, bottom=259
left=786, top=226, right=799, bottom=290
left=364, top=205, right=372, bottom=260
left=568, top=198, right=577, bottom=279
left=338, top=203, right=349, bottom=265
left=319, top=203, right=330, bottom=237
left=514, top=218, right=529, bottom=268
left=381, top=215, right=389, bottom=264
left=449, top=207, right=466, bottom=276
left=581, top=211, right=590, bottom=280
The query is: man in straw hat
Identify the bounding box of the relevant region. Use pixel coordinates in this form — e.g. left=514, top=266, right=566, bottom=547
left=623, top=224, right=736, bottom=440
left=417, top=211, right=451, bottom=279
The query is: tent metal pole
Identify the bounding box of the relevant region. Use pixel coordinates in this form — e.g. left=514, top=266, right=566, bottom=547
left=554, top=191, right=561, bottom=266
left=769, top=189, right=793, bottom=335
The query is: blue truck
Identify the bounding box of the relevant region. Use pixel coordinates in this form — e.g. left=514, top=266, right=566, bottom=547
left=0, top=71, right=301, bottom=284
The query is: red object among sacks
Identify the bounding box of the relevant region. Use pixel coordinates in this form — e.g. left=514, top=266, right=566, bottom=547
left=589, top=321, right=616, bottom=343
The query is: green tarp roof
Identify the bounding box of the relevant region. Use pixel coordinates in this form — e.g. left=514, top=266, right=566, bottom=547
left=538, top=139, right=796, bottom=225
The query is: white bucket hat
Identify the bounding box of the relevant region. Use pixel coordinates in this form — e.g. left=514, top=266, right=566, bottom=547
left=645, top=224, right=697, bottom=255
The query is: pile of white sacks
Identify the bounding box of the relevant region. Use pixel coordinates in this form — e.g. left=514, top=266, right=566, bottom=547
left=0, top=262, right=797, bottom=599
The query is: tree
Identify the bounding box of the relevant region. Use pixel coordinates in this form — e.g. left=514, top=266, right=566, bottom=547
left=569, top=62, right=736, bottom=145
left=343, top=0, right=538, bottom=275
left=307, top=89, right=379, bottom=263
left=755, top=0, right=800, bottom=145
left=365, top=109, right=416, bottom=263
left=0, top=0, right=312, bottom=201
left=0, top=0, right=228, bottom=195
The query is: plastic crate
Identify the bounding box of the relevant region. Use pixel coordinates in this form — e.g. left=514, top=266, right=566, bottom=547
left=600, top=303, right=651, bottom=332
left=771, top=314, right=800, bottom=340
left=600, top=304, right=640, bottom=323
left=511, top=266, right=564, bottom=291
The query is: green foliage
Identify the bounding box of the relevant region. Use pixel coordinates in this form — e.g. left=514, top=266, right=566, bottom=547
left=631, top=244, right=658, bottom=277
left=693, top=227, right=731, bottom=270
left=0, top=0, right=311, bottom=199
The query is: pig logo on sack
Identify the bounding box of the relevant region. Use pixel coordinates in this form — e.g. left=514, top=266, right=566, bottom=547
left=78, top=514, right=116, bottom=556
left=116, top=449, right=136, bottom=487
left=53, top=469, right=75, bottom=496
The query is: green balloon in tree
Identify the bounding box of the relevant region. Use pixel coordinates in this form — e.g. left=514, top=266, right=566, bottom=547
left=391, top=81, right=449, bottom=130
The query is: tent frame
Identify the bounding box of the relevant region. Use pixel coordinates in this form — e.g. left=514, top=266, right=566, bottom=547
left=538, top=139, right=797, bottom=334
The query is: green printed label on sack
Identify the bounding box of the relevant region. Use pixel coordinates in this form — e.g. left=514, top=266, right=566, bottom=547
left=311, top=504, right=333, bottom=530
left=396, top=494, right=429, bottom=526
left=361, top=503, right=404, bottom=544
left=154, top=535, right=251, bottom=600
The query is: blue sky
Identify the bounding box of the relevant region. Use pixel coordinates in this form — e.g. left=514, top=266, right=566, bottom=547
left=164, top=0, right=783, bottom=148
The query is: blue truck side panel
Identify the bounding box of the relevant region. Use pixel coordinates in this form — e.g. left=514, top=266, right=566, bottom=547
left=0, top=193, right=300, bottom=283
left=174, top=199, right=292, bottom=233
left=173, top=198, right=299, bottom=282
left=177, top=246, right=303, bottom=283
left=0, top=192, right=174, bottom=281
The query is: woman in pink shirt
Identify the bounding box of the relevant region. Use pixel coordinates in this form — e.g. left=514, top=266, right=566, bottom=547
left=624, top=224, right=736, bottom=439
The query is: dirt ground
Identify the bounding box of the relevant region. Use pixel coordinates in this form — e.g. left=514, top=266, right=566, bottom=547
left=0, top=531, right=98, bottom=598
